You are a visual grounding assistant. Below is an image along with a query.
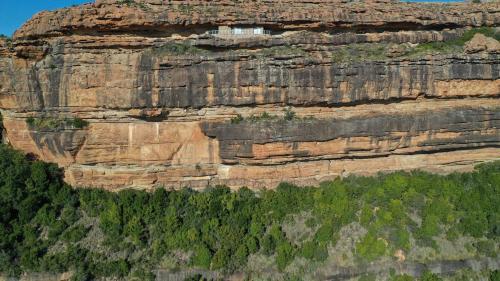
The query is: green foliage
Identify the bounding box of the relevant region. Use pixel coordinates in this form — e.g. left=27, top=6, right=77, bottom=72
left=153, top=42, right=206, bottom=56
left=255, top=45, right=306, bottom=58
left=490, top=270, right=500, bottom=281
left=461, top=27, right=500, bottom=43
left=68, top=118, right=89, bottom=129
left=331, top=43, right=387, bottom=63
left=419, top=271, right=443, bottom=281
left=230, top=114, right=244, bottom=124
left=283, top=107, right=297, bottom=121
left=0, top=141, right=498, bottom=279
left=395, top=228, right=411, bottom=251
left=356, top=230, right=387, bottom=261
left=0, top=144, right=78, bottom=276
left=99, top=200, right=122, bottom=242
left=391, top=274, right=415, bottom=281
left=299, top=240, right=328, bottom=261
left=416, top=214, right=440, bottom=241
left=210, top=247, right=229, bottom=269
left=260, top=234, right=276, bottom=255
left=314, top=222, right=335, bottom=244
left=359, top=274, right=377, bottom=281
left=474, top=240, right=498, bottom=258
left=61, top=225, right=89, bottom=243
left=275, top=240, right=295, bottom=270
left=233, top=244, right=249, bottom=266
left=404, top=27, right=500, bottom=57
left=228, top=109, right=309, bottom=124
left=331, top=27, right=500, bottom=63
left=246, top=111, right=278, bottom=122
left=192, top=244, right=212, bottom=268
left=245, top=236, right=258, bottom=254
left=26, top=116, right=88, bottom=131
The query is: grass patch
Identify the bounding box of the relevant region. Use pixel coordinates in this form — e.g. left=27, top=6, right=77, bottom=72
left=254, top=45, right=307, bottom=58
left=331, top=43, right=387, bottom=63
left=152, top=42, right=207, bottom=56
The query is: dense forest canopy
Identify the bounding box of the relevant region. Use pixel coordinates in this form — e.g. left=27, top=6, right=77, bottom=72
left=0, top=142, right=498, bottom=280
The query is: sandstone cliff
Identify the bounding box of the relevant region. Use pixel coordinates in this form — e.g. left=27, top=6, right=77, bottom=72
left=0, top=0, right=499, bottom=190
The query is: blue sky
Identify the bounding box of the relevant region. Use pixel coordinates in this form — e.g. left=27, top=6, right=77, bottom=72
left=0, top=0, right=90, bottom=37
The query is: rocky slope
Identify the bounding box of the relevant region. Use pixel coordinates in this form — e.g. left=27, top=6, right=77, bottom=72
left=0, top=0, right=499, bottom=190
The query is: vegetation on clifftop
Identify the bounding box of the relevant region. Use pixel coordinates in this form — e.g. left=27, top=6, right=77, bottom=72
left=403, top=27, right=500, bottom=58
left=331, top=27, right=500, bottom=63
left=0, top=141, right=498, bottom=280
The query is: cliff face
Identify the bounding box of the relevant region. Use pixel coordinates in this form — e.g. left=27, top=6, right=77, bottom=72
left=0, top=0, right=499, bottom=190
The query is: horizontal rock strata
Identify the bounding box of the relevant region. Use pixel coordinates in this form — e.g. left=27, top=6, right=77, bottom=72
left=1, top=0, right=499, bottom=190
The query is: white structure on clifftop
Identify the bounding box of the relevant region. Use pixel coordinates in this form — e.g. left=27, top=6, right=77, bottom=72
left=208, top=26, right=271, bottom=37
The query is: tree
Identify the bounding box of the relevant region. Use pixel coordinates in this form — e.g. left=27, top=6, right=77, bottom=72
left=276, top=240, right=295, bottom=270
left=420, top=271, right=442, bottom=281
left=211, top=248, right=229, bottom=270
left=356, top=231, right=387, bottom=261
left=192, top=244, right=212, bottom=268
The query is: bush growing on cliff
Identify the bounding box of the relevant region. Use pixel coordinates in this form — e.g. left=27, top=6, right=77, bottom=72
left=0, top=142, right=498, bottom=279
left=405, top=27, right=500, bottom=57
left=153, top=42, right=207, bottom=56
left=283, top=107, right=296, bottom=121
left=230, top=114, right=244, bottom=124
left=25, top=116, right=88, bottom=131
left=68, top=118, right=89, bottom=129
left=331, top=43, right=387, bottom=63
left=228, top=109, right=305, bottom=124
left=255, top=45, right=307, bottom=58
left=331, top=27, right=500, bottom=62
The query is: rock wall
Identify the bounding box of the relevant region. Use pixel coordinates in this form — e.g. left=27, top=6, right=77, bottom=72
left=0, top=0, right=499, bottom=190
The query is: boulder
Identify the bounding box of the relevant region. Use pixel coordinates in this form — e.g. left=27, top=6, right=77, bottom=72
left=464, top=33, right=500, bottom=54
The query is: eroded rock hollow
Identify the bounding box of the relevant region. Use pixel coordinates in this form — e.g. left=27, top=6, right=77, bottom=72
left=0, top=0, right=499, bottom=190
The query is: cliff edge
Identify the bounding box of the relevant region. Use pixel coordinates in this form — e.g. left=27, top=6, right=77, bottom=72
left=0, top=0, right=499, bottom=190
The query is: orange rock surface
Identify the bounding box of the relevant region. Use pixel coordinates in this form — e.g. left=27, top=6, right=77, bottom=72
left=0, top=0, right=499, bottom=190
